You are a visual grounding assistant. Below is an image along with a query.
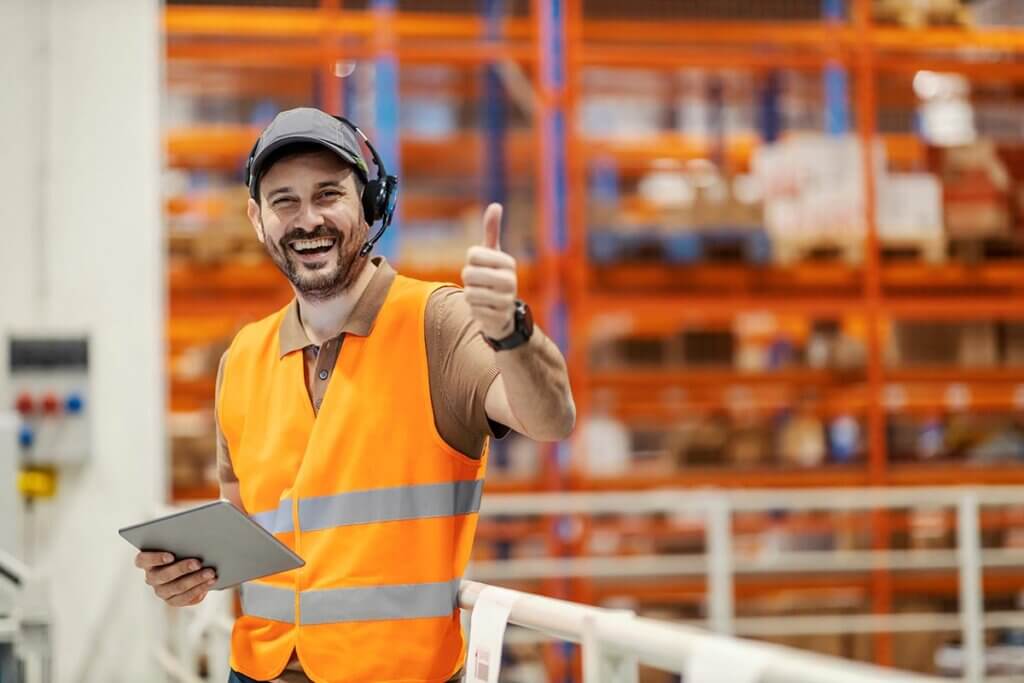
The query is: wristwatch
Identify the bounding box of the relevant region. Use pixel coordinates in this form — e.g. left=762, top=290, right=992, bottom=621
left=483, top=299, right=534, bottom=351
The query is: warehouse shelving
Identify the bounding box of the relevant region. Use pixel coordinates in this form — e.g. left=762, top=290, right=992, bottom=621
left=163, top=0, right=1024, bottom=678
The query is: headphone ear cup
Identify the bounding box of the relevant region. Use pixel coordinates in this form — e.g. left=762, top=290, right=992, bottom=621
left=362, top=179, right=384, bottom=225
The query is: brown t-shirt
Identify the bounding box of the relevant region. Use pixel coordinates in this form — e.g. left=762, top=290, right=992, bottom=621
left=215, top=257, right=505, bottom=683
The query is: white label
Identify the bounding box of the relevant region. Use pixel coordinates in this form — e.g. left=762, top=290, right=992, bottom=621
left=467, top=587, right=518, bottom=683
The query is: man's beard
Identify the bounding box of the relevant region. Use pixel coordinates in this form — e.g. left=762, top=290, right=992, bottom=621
left=263, top=222, right=368, bottom=301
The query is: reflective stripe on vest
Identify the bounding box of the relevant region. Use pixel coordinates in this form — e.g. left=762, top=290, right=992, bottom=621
left=251, top=499, right=293, bottom=535
left=300, top=479, right=483, bottom=531
left=241, top=578, right=462, bottom=625
left=250, top=479, right=484, bottom=535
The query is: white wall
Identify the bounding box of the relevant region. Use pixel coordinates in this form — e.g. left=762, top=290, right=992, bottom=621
left=0, top=1, right=166, bottom=681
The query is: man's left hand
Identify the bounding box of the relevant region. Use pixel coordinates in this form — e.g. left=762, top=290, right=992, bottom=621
left=462, top=203, right=518, bottom=342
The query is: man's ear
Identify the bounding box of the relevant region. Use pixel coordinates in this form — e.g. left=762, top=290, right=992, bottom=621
left=247, top=198, right=265, bottom=244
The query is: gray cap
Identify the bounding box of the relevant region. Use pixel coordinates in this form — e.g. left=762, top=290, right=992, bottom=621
left=246, top=107, right=370, bottom=200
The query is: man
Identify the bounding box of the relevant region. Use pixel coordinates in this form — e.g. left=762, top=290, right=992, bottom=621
left=134, top=108, right=575, bottom=682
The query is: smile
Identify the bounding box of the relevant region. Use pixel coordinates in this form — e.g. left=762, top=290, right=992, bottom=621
left=289, top=237, right=337, bottom=256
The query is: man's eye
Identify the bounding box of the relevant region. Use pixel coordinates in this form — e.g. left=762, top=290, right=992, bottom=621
left=273, top=197, right=297, bottom=207
left=320, top=191, right=341, bottom=200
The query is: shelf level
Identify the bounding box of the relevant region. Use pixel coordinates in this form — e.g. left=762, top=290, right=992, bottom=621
left=166, top=127, right=536, bottom=174
left=165, top=6, right=534, bottom=42
left=165, top=8, right=1024, bottom=59
left=588, top=369, right=1024, bottom=416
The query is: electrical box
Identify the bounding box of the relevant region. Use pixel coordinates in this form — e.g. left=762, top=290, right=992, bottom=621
left=7, top=337, right=91, bottom=466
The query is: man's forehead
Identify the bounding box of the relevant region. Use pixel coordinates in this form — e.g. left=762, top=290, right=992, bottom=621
left=261, top=151, right=356, bottom=195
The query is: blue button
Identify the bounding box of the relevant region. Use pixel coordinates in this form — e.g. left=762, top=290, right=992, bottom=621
left=18, top=425, right=34, bottom=449
left=65, top=393, right=84, bottom=414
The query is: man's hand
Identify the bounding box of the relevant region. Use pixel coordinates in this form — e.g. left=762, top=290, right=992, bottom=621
left=135, top=551, right=217, bottom=607
left=462, top=203, right=518, bottom=341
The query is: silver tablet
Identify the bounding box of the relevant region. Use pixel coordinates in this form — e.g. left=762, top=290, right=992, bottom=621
left=119, top=500, right=304, bottom=591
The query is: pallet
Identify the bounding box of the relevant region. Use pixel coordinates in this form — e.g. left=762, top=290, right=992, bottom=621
left=773, top=236, right=863, bottom=266
left=589, top=227, right=772, bottom=265
left=880, top=235, right=947, bottom=264
left=874, top=0, right=970, bottom=28
left=948, top=233, right=1024, bottom=263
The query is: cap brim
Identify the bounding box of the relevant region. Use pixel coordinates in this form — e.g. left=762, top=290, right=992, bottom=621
left=249, top=135, right=368, bottom=198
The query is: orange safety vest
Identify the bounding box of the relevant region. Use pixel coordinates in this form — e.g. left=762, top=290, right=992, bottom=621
left=218, top=275, right=488, bottom=683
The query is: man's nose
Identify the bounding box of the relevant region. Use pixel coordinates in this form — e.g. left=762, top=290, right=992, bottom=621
left=295, top=201, right=325, bottom=232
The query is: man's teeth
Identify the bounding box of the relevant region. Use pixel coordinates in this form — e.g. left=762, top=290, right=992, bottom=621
left=291, top=238, right=335, bottom=252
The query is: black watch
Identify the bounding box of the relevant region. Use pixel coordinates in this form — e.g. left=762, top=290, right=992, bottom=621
left=483, top=300, right=534, bottom=351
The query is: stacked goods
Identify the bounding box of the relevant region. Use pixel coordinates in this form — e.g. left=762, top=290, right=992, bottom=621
left=877, top=173, right=946, bottom=263
left=970, top=0, right=1024, bottom=26
left=676, top=69, right=757, bottom=142
left=886, top=321, right=999, bottom=367
left=941, top=141, right=1012, bottom=238
left=756, top=134, right=948, bottom=265
left=873, top=0, right=970, bottom=27
left=580, top=68, right=668, bottom=140
left=589, top=165, right=768, bottom=265
left=754, top=135, right=880, bottom=264
left=936, top=141, right=1020, bottom=260
left=167, top=184, right=266, bottom=265
left=590, top=315, right=867, bottom=373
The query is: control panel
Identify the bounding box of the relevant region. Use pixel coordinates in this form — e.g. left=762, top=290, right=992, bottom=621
left=7, top=337, right=90, bottom=466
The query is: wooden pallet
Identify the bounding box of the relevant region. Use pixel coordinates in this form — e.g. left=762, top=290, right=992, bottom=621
left=874, top=0, right=970, bottom=28
left=773, top=236, right=864, bottom=266
left=948, top=233, right=1024, bottom=263
left=880, top=235, right=947, bottom=264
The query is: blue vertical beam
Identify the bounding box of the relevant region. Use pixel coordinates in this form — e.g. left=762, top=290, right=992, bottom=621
left=372, top=0, right=401, bottom=260
left=540, top=0, right=569, bottom=259
left=539, top=0, right=571, bottom=497
left=825, top=65, right=851, bottom=135
left=342, top=70, right=357, bottom=121
left=481, top=0, right=512, bottom=474
left=823, top=0, right=850, bottom=135
left=707, top=75, right=725, bottom=167
left=759, top=70, right=782, bottom=144
left=482, top=0, right=507, bottom=207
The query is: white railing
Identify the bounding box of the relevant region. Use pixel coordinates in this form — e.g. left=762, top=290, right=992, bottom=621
left=472, top=485, right=1024, bottom=682
left=458, top=579, right=945, bottom=683
left=158, top=486, right=1024, bottom=682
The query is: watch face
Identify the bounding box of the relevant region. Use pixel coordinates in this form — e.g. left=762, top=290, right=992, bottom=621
left=519, top=301, right=534, bottom=335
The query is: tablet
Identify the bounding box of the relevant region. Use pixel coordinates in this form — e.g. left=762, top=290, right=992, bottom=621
left=119, top=500, right=304, bottom=591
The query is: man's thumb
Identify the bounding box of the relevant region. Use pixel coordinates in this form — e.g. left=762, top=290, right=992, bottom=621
left=482, top=203, right=503, bottom=251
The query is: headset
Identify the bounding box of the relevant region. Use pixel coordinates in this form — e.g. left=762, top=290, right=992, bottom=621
left=245, top=115, right=398, bottom=258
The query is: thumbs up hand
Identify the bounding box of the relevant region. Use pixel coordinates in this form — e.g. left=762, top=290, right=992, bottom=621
left=462, top=203, right=519, bottom=341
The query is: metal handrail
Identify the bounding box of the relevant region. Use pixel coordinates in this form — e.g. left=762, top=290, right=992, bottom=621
left=477, top=485, right=1024, bottom=514
left=457, top=580, right=944, bottom=683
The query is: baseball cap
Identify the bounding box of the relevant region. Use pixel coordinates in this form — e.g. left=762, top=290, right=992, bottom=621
left=246, top=107, right=371, bottom=200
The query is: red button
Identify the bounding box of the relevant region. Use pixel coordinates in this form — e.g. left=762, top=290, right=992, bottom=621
left=41, top=394, right=60, bottom=416
left=15, top=393, right=34, bottom=416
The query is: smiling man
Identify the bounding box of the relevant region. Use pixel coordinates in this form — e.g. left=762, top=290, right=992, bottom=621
left=133, top=107, right=575, bottom=683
